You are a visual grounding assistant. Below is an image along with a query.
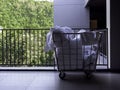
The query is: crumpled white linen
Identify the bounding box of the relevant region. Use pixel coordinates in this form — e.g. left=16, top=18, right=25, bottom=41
left=44, top=26, right=74, bottom=52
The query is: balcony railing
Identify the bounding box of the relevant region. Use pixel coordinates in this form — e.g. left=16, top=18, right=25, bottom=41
left=0, top=28, right=108, bottom=70
left=0, top=28, right=55, bottom=67
left=95, top=29, right=108, bottom=69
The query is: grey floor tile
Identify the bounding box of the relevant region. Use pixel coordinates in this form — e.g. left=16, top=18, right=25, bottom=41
left=0, top=86, right=25, bottom=90
left=0, top=71, right=120, bottom=90
left=0, top=71, right=38, bottom=90
left=27, top=72, right=58, bottom=90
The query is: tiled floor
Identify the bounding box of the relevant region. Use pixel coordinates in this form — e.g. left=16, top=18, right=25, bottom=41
left=0, top=71, right=120, bottom=90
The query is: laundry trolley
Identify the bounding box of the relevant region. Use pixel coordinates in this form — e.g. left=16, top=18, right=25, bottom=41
left=52, top=30, right=103, bottom=79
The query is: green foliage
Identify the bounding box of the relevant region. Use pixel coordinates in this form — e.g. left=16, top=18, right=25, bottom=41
left=0, top=0, right=54, bottom=66
left=0, top=0, right=53, bottom=29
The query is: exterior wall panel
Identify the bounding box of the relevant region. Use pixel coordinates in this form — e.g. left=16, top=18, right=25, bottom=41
left=54, top=0, right=90, bottom=28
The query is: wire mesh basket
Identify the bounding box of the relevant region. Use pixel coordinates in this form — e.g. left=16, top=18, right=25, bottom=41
left=52, top=30, right=103, bottom=79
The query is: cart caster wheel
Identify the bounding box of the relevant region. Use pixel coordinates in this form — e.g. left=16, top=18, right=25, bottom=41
left=84, top=71, right=92, bottom=79
left=86, top=73, right=91, bottom=79
left=59, top=72, right=66, bottom=80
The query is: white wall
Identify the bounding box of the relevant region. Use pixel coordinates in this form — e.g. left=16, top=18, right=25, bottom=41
left=84, top=0, right=89, bottom=6
left=54, top=0, right=90, bottom=28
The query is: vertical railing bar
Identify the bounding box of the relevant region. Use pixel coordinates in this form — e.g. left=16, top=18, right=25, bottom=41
left=37, top=30, right=40, bottom=65
left=43, top=30, right=46, bottom=66
left=18, top=30, right=20, bottom=65
left=98, top=31, right=101, bottom=65
left=45, top=31, right=48, bottom=66
left=10, top=29, right=12, bottom=65
left=6, top=29, right=8, bottom=65
left=7, top=29, right=10, bottom=66
left=14, top=29, right=16, bottom=65
left=46, top=31, right=49, bottom=66
left=29, top=29, right=31, bottom=65
left=33, top=29, right=36, bottom=66
left=22, top=29, right=24, bottom=65
left=102, top=42, right=105, bottom=65
left=2, top=29, right=4, bottom=65
left=45, top=31, right=49, bottom=66
left=102, top=31, right=106, bottom=65
left=100, top=31, right=105, bottom=66
left=106, top=30, right=109, bottom=69
left=25, top=29, right=28, bottom=65
left=101, top=32, right=104, bottom=66
left=40, top=30, right=44, bottom=66
left=103, top=31, right=106, bottom=65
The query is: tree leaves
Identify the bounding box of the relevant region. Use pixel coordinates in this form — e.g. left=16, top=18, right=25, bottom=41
left=0, top=0, right=54, bottom=66
left=0, top=0, right=53, bottom=29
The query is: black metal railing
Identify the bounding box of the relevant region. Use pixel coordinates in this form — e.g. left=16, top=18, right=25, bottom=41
left=0, top=28, right=55, bottom=67
left=96, top=29, right=108, bottom=69
left=0, top=28, right=108, bottom=69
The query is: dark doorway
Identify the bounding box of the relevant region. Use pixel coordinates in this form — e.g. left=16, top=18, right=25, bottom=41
left=89, top=0, right=106, bottom=29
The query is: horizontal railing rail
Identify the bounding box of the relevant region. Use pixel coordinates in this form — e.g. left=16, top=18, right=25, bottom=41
left=0, top=28, right=108, bottom=69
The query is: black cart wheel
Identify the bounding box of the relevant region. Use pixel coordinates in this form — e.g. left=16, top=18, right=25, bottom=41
left=84, top=71, right=92, bottom=79
left=59, top=72, right=66, bottom=80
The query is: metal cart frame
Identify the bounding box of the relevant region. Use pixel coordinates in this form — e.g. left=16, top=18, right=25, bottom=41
left=52, top=30, right=103, bottom=79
